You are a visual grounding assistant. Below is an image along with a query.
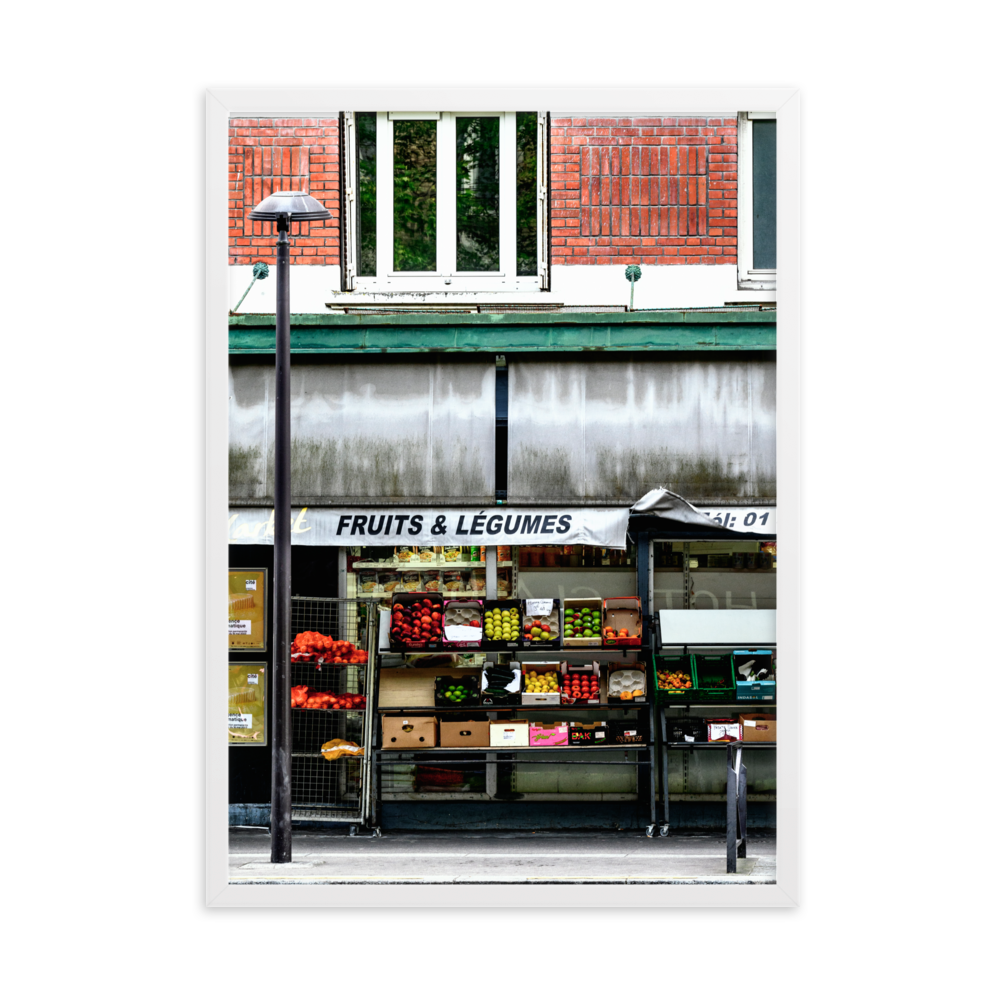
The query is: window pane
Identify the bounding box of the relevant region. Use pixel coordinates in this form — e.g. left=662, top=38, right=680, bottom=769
left=516, top=112, right=538, bottom=276
left=456, top=117, right=500, bottom=271
left=356, top=112, right=377, bottom=277
left=393, top=119, right=437, bottom=271
left=752, top=119, right=776, bottom=270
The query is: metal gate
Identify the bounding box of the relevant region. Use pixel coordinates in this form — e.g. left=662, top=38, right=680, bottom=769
left=289, top=597, right=377, bottom=826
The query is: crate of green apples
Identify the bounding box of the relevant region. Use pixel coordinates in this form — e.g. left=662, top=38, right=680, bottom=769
left=562, top=599, right=603, bottom=647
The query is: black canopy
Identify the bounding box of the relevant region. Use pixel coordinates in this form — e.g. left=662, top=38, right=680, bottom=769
left=627, top=488, right=775, bottom=540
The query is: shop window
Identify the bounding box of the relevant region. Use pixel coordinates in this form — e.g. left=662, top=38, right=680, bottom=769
left=652, top=540, right=776, bottom=613
left=342, top=112, right=548, bottom=293
left=737, top=112, right=776, bottom=291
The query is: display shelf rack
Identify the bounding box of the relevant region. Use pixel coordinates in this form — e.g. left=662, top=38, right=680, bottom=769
left=352, top=560, right=510, bottom=570
left=376, top=747, right=648, bottom=757
left=377, top=703, right=647, bottom=713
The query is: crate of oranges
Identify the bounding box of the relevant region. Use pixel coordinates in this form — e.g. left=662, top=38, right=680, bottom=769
left=653, top=653, right=696, bottom=704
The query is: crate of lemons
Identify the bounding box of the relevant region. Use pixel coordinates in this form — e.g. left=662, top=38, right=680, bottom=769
left=522, top=666, right=562, bottom=703
left=483, top=603, right=522, bottom=647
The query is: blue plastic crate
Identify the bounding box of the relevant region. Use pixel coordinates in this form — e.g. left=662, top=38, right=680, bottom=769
left=734, top=649, right=776, bottom=702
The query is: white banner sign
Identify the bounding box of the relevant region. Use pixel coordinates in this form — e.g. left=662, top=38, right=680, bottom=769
left=228, top=506, right=630, bottom=548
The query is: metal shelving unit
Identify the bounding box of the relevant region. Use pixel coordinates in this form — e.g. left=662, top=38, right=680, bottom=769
left=369, top=636, right=659, bottom=836
left=287, top=597, right=378, bottom=828
left=650, top=613, right=776, bottom=839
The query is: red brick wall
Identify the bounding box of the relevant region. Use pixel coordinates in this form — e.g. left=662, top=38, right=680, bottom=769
left=229, top=118, right=340, bottom=266
left=549, top=116, right=737, bottom=266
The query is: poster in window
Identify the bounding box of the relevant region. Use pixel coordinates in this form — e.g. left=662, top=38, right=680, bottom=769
left=229, top=663, right=267, bottom=746
left=228, top=568, right=267, bottom=650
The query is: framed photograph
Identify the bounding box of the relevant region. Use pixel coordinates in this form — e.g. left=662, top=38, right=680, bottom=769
left=227, top=568, right=267, bottom=651
left=228, top=663, right=268, bottom=746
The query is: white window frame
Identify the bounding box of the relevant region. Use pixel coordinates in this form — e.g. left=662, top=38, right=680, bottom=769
left=344, top=111, right=547, bottom=293
left=737, top=111, right=777, bottom=291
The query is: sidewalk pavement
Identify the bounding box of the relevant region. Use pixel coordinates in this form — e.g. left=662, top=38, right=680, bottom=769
left=229, top=829, right=776, bottom=884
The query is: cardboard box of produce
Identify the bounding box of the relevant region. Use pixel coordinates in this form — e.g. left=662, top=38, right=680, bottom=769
left=481, top=662, right=522, bottom=706
left=705, top=718, right=741, bottom=742
left=490, top=719, right=530, bottom=747
left=739, top=714, right=776, bottom=742
left=439, top=719, right=491, bottom=748
left=559, top=661, right=601, bottom=705
left=521, top=662, right=562, bottom=704
left=529, top=722, right=569, bottom=747
left=434, top=674, right=480, bottom=708
left=442, top=599, right=484, bottom=649
left=608, top=664, right=647, bottom=703
left=602, top=597, right=642, bottom=647
left=569, top=721, right=609, bottom=745
left=667, top=718, right=707, bottom=744
left=382, top=716, right=438, bottom=749
left=522, top=598, right=561, bottom=650
left=608, top=720, right=647, bottom=745
left=562, top=598, right=603, bottom=647
left=481, top=600, right=524, bottom=651
left=388, top=593, right=445, bottom=651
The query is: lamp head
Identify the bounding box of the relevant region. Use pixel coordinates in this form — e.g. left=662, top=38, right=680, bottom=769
left=247, top=190, right=332, bottom=222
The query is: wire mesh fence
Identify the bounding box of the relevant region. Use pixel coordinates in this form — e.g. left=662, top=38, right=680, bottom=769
left=288, top=598, right=376, bottom=823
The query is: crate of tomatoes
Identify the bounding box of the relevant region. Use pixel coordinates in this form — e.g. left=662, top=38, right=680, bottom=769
left=560, top=662, right=601, bottom=705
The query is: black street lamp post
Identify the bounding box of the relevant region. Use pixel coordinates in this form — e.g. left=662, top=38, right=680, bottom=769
left=247, top=191, right=332, bottom=863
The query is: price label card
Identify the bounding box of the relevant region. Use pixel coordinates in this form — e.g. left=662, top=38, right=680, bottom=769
left=228, top=620, right=252, bottom=635
left=229, top=713, right=253, bottom=729
left=526, top=599, right=554, bottom=616
left=247, top=673, right=259, bottom=685
left=444, top=625, right=482, bottom=641
left=245, top=579, right=257, bottom=591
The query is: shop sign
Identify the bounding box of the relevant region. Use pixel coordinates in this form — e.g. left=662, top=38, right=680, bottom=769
left=228, top=506, right=630, bottom=548
left=229, top=663, right=267, bottom=746
left=694, top=506, right=776, bottom=534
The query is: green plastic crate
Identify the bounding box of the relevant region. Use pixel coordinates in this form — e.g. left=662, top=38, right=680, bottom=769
left=692, top=654, right=736, bottom=703
left=652, top=653, right=696, bottom=705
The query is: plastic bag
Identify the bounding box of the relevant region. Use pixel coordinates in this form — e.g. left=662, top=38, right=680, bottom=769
left=320, top=739, right=365, bottom=761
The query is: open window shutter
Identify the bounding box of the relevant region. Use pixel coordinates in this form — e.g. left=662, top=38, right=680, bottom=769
left=342, top=111, right=358, bottom=290
left=538, top=111, right=549, bottom=289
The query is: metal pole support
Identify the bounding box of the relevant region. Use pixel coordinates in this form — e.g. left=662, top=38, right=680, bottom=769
left=270, top=216, right=292, bottom=863
left=726, top=743, right=748, bottom=874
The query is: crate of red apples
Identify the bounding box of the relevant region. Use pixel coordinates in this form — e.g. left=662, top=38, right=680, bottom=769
left=291, top=685, right=367, bottom=711
left=291, top=631, right=369, bottom=666
left=389, top=593, right=445, bottom=651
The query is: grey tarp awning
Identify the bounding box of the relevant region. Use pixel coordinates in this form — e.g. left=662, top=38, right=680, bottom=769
left=628, top=488, right=774, bottom=538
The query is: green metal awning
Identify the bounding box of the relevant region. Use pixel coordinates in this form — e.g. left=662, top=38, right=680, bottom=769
left=228, top=309, right=776, bottom=355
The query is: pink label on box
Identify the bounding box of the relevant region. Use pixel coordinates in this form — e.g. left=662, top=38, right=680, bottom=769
left=529, top=724, right=569, bottom=746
